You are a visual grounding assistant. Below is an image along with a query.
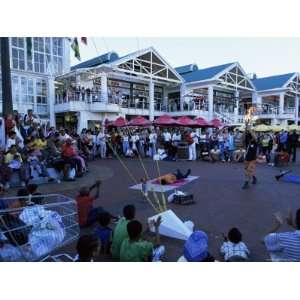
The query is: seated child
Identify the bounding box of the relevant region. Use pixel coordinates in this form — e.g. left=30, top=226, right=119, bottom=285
left=220, top=227, right=250, bottom=261
left=75, top=234, right=100, bottom=262
left=95, top=212, right=113, bottom=254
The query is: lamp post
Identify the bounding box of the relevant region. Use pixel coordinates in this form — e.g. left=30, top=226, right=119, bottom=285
left=0, top=37, right=13, bottom=117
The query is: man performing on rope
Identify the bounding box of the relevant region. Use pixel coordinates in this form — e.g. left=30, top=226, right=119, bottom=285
left=242, top=129, right=258, bottom=189
left=157, top=168, right=191, bottom=185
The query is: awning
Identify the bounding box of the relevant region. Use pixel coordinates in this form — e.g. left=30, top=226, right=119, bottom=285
left=128, top=116, right=151, bottom=127
left=112, top=116, right=128, bottom=127
left=193, top=117, right=210, bottom=127
left=153, top=114, right=178, bottom=126
left=209, top=118, right=223, bottom=128
left=176, top=116, right=196, bottom=127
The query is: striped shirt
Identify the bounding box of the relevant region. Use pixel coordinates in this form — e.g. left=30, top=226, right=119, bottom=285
left=220, top=241, right=250, bottom=261
left=264, top=231, right=300, bottom=261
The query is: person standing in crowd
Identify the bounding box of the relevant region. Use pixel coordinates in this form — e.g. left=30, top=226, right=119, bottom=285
left=149, top=129, right=157, bottom=158
left=288, top=130, right=299, bottom=162
left=96, top=129, right=107, bottom=159
left=218, top=130, right=226, bottom=162
left=278, top=129, right=288, bottom=151
left=260, top=133, right=272, bottom=163
left=242, top=129, right=258, bottom=189
left=185, top=130, right=196, bottom=161
left=130, top=131, right=139, bottom=157
left=121, top=131, right=130, bottom=156
left=172, top=129, right=181, bottom=152
left=224, top=130, right=235, bottom=162
left=163, top=128, right=172, bottom=149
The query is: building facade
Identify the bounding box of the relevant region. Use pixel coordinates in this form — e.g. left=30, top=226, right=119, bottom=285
left=53, top=46, right=300, bottom=131
left=0, top=37, right=70, bottom=125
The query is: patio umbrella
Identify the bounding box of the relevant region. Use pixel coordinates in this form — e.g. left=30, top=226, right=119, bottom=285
left=209, top=118, right=223, bottom=128
left=127, top=116, right=151, bottom=127
left=288, top=124, right=300, bottom=131
left=176, top=116, right=196, bottom=127
left=270, top=125, right=286, bottom=132
left=193, top=117, right=210, bottom=127
left=153, top=114, right=178, bottom=126
left=112, top=116, right=128, bottom=127
left=254, top=124, right=271, bottom=132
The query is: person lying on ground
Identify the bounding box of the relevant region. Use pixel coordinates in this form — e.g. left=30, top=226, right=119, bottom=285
left=119, top=217, right=165, bottom=262
left=177, top=230, right=215, bottom=262
left=157, top=169, right=191, bottom=185
left=111, top=204, right=136, bottom=261
left=264, top=209, right=300, bottom=261
left=75, top=234, right=100, bottom=262
left=220, top=227, right=250, bottom=261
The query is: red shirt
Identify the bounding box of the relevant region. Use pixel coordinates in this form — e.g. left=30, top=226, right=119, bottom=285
left=76, top=195, right=95, bottom=226
left=62, top=144, right=76, bottom=157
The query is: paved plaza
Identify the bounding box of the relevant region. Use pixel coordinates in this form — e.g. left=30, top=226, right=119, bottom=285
left=7, top=153, right=300, bottom=262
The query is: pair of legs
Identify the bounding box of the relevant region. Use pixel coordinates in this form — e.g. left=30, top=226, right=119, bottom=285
left=289, top=145, right=297, bottom=162
left=242, top=160, right=257, bottom=189
left=174, top=169, right=191, bottom=180
left=188, top=143, right=196, bottom=160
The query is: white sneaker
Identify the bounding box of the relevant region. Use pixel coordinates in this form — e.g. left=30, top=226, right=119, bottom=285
left=4, top=183, right=10, bottom=190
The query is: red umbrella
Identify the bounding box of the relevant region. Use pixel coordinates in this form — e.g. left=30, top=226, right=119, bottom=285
left=176, top=116, right=196, bottom=127
left=112, top=116, right=128, bottom=127
left=128, top=116, right=151, bottom=127
left=209, top=118, right=223, bottom=128
left=193, top=117, right=210, bottom=127
left=153, top=114, right=178, bottom=126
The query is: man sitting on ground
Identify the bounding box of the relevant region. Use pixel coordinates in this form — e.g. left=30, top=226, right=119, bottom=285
left=157, top=169, right=191, bottom=185
left=264, top=209, right=300, bottom=261
left=210, top=145, right=221, bottom=162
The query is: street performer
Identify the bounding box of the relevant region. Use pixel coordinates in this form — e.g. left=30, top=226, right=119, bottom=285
left=242, top=128, right=258, bottom=189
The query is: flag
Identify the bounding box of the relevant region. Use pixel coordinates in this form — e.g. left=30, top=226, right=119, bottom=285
left=26, top=37, right=32, bottom=58
left=71, top=38, right=81, bottom=61
left=81, top=37, right=87, bottom=45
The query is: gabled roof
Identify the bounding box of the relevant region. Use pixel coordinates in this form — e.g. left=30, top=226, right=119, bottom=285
left=181, top=62, right=235, bottom=83
left=175, top=64, right=198, bottom=75
left=252, top=73, right=296, bottom=91
left=71, top=51, right=119, bottom=70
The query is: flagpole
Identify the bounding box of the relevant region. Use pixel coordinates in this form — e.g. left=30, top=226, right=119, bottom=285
left=0, top=37, right=13, bottom=117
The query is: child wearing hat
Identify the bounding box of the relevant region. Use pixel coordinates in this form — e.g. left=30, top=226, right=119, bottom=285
left=178, top=230, right=215, bottom=262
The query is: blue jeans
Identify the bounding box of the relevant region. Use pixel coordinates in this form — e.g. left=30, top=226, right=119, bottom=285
left=219, top=142, right=225, bottom=160
left=123, top=141, right=129, bottom=155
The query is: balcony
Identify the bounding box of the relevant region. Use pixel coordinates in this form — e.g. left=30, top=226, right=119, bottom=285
left=54, top=92, right=120, bottom=114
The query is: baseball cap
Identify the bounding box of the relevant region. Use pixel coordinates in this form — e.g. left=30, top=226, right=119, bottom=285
left=184, top=230, right=208, bottom=262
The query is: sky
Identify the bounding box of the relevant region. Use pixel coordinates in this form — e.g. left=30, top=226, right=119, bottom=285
left=71, top=37, right=300, bottom=78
